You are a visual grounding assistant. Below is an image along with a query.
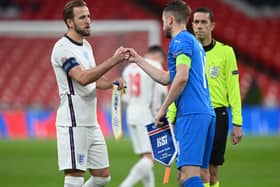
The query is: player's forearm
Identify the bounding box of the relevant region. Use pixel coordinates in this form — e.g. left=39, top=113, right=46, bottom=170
left=161, top=69, right=188, bottom=112
left=161, top=88, right=183, bottom=114
left=75, top=56, right=118, bottom=86
left=96, top=76, right=113, bottom=89
left=137, top=59, right=169, bottom=85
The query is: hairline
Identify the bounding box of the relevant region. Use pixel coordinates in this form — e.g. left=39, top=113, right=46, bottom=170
left=193, top=8, right=214, bottom=22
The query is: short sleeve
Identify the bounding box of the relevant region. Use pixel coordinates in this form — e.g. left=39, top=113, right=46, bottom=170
left=173, top=37, right=193, bottom=59
left=51, top=44, right=80, bottom=73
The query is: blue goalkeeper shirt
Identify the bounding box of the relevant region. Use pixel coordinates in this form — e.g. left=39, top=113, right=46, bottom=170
left=167, top=30, right=214, bottom=117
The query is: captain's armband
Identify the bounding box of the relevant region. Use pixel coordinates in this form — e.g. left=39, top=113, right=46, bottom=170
left=62, top=57, right=79, bottom=73
left=176, top=54, right=191, bottom=68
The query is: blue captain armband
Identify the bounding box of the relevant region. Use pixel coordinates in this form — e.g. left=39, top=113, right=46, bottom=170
left=62, top=57, right=79, bottom=73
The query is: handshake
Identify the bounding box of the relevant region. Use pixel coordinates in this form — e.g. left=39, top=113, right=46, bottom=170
left=112, top=46, right=142, bottom=64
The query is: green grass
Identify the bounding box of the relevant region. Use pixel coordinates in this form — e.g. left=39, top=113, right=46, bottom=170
left=0, top=136, right=279, bottom=187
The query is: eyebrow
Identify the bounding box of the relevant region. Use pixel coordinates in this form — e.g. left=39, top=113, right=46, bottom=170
left=193, top=19, right=208, bottom=23
left=78, top=14, right=90, bottom=19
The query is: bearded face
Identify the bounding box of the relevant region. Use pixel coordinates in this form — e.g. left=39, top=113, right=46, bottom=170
left=69, top=6, right=91, bottom=37
left=73, top=21, right=91, bottom=37
left=162, top=12, right=172, bottom=39
left=164, top=25, right=172, bottom=39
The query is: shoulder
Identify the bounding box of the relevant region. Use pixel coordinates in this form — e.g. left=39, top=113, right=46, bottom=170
left=51, top=38, right=67, bottom=60
left=171, top=31, right=197, bottom=53
left=176, top=31, right=195, bottom=43
left=83, top=39, right=92, bottom=49
left=51, top=37, right=76, bottom=63
left=215, top=40, right=234, bottom=53
left=52, top=37, right=69, bottom=52
left=213, top=41, right=237, bottom=63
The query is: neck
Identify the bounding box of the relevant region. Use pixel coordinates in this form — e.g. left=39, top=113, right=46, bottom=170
left=66, top=30, right=84, bottom=43
left=172, top=24, right=186, bottom=38
left=200, top=35, right=212, bottom=47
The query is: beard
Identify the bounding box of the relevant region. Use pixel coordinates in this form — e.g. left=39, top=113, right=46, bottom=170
left=74, top=23, right=91, bottom=37
left=164, top=26, right=172, bottom=38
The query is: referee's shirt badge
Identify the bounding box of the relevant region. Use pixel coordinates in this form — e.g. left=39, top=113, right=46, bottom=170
left=209, top=66, right=220, bottom=78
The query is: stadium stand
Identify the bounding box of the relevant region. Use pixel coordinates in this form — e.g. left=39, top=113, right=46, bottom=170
left=0, top=36, right=58, bottom=109
left=242, top=0, right=280, bottom=7
left=10, top=0, right=157, bottom=20
left=0, top=0, right=279, bottom=109
left=151, top=0, right=280, bottom=106
left=151, top=0, right=280, bottom=73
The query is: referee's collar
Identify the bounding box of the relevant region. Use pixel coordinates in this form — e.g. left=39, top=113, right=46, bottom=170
left=64, top=34, right=83, bottom=46
left=203, top=39, right=215, bottom=52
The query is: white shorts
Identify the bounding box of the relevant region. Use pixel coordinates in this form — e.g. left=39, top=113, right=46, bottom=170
left=56, top=126, right=109, bottom=171
left=128, top=124, right=152, bottom=155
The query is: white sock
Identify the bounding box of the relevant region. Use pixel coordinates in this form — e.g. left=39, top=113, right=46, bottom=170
left=143, top=167, right=155, bottom=187
left=64, top=176, right=84, bottom=187
left=82, top=176, right=111, bottom=187
left=119, top=157, right=154, bottom=187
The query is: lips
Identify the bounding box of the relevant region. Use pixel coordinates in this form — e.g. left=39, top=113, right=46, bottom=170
left=195, top=31, right=204, bottom=35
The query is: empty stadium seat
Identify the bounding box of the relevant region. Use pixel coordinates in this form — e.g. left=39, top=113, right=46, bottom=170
left=0, top=0, right=279, bottom=108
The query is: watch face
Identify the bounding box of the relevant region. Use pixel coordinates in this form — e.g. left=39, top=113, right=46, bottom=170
left=209, top=66, right=220, bottom=78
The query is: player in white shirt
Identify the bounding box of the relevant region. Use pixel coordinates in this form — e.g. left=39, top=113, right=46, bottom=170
left=50, top=1, right=127, bottom=187
left=120, top=46, right=168, bottom=187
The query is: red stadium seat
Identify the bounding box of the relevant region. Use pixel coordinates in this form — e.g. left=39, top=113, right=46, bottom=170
left=0, top=0, right=279, bottom=109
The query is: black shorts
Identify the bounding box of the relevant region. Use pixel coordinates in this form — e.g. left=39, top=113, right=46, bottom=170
left=210, top=107, right=229, bottom=165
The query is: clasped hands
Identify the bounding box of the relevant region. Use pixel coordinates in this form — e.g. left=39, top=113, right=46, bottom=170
left=112, top=47, right=141, bottom=91
left=113, top=46, right=142, bottom=64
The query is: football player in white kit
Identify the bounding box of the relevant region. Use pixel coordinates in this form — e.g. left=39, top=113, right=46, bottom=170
left=120, top=46, right=168, bottom=187
left=51, top=1, right=128, bottom=187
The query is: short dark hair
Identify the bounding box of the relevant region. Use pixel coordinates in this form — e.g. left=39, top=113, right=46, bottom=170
left=63, top=0, right=87, bottom=28
left=147, top=45, right=166, bottom=58
left=163, top=0, right=191, bottom=24
left=194, top=7, right=214, bottom=22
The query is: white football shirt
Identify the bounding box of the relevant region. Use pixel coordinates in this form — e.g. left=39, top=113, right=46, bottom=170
left=51, top=36, right=98, bottom=127
left=122, top=59, right=168, bottom=125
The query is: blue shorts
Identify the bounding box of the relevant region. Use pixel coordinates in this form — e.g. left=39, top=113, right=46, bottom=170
left=174, top=114, right=216, bottom=169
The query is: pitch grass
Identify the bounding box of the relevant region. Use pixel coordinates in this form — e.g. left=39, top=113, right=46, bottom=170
left=0, top=136, right=279, bottom=187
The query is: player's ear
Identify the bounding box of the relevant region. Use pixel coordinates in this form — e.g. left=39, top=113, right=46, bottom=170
left=211, top=22, right=216, bottom=31
left=66, top=18, right=74, bottom=29
left=168, top=15, right=174, bottom=26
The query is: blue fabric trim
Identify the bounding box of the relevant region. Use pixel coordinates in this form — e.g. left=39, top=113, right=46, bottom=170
left=69, top=127, right=76, bottom=169
left=183, top=176, right=203, bottom=187
left=62, top=57, right=79, bottom=73
left=67, top=94, right=76, bottom=126
left=67, top=75, right=75, bottom=95
left=174, top=50, right=184, bottom=57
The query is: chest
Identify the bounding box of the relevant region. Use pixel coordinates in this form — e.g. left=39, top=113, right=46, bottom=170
left=73, top=48, right=95, bottom=69
left=206, top=51, right=226, bottom=78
